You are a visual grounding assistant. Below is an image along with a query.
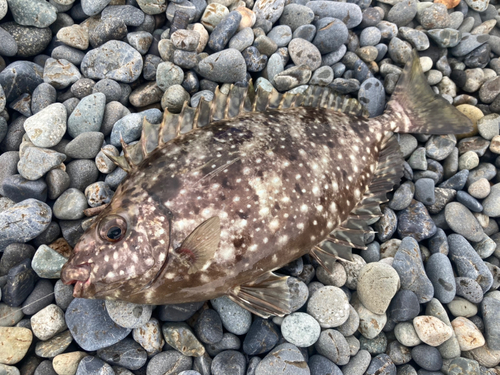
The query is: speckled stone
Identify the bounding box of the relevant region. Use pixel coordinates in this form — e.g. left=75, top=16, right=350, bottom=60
left=393, top=237, right=434, bottom=303
left=448, top=234, right=493, bottom=292
left=307, top=286, right=350, bottom=328
left=357, top=262, right=400, bottom=314
left=105, top=300, right=153, bottom=329
left=397, top=200, right=437, bottom=241
left=211, top=296, right=252, bottom=335
left=97, top=338, right=147, bottom=370
left=31, top=244, right=68, bottom=279
left=67, top=93, right=106, bottom=138
left=81, top=41, right=144, bottom=83
left=0, top=199, right=52, bottom=251
left=256, top=343, right=309, bottom=374
left=147, top=351, right=192, bottom=375
left=23, top=103, right=67, bottom=148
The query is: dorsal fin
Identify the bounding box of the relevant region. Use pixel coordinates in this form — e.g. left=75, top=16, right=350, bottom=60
left=174, top=216, right=221, bottom=274
left=312, top=134, right=404, bottom=267
left=105, top=83, right=369, bottom=172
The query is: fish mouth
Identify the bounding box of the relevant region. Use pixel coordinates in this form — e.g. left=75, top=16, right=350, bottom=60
left=73, top=278, right=92, bottom=297
left=61, top=263, right=92, bottom=297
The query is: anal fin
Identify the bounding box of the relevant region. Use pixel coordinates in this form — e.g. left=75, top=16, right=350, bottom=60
left=229, top=272, right=291, bottom=318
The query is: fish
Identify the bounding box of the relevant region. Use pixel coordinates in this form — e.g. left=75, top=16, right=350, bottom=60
left=60, top=51, right=473, bottom=318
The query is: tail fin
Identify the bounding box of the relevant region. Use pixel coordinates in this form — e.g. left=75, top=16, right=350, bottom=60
left=385, top=50, right=473, bottom=135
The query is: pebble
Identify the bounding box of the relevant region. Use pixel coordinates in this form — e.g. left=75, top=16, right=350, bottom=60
left=411, top=345, right=443, bottom=371
left=0, top=327, right=33, bottom=365
left=0, top=199, right=52, bottom=250
left=388, top=290, right=420, bottom=323
left=307, top=286, right=350, bottom=328
left=281, top=312, right=321, bottom=347
left=97, top=338, right=147, bottom=370
left=194, top=309, right=224, bottom=345
left=18, top=147, right=66, bottom=181
left=256, top=343, right=309, bottom=374
left=208, top=11, right=241, bottom=51
left=105, top=300, right=152, bottom=329
left=357, top=262, right=399, bottom=314
left=365, top=354, right=396, bottom=375
left=81, top=41, right=143, bottom=83
left=280, top=4, right=314, bottom=31
left=482, top=297, right=500, bottom=349
left=31, top=304, right=67, bottom=341
left=397, top=200, right=437, bottom=241
left=306, top=1, right=362, bottom=29
left=445, top=202, right=484, bottom=241
left=393, top=237, right=434, bottom=303
left=413, top=316, right=453, bottom=347
left=448, top=234, right=493, bottom=292
left=109, top=109, right=162, bottom=146
left=309, top=355, right=342, bottom=375
left=65, top=298, right=131, bottom=351
left=198, top=48, right=247, bottom=82
left=147, top=351, right=192, bottom=375
left=132, top=317, right=164, bottom=356
left=206, top=333, right=241, bottom=357
left=314, top=329, right=350, bottom=365
left=451, top=316, right=485, bottom=351
left=23, top=103, right=66, bottom=148
left=67, top=93, right=106, bottom=138
left=448, top=296, right=478, bottom=317
left=483, top=183, right=500, bottom=217
left=425, top=253, right=456, bottom=304
left=158, top=301, right=204, bottom=322
left=211, top=296, right=252, bottom=335
left=31, top=244, right=67, bottom=279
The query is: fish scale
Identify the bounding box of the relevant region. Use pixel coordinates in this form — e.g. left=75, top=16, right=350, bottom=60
left=61, top=51, right=473, bottom=318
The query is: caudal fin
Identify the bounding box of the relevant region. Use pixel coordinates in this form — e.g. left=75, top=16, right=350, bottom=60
left=386, top=50, right=473, bottom=135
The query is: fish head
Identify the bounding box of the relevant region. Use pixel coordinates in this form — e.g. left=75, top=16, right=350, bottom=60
left=61, top=186, right=173, bottom=300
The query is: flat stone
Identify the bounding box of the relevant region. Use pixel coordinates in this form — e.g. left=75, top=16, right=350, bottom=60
left=0, top=327, right=32, bottom=365
left=65, top=298, right=131, bottom=351
left=105, top=300, right=153, bottom=329
left=147, top=351, right=192, bottom=375
left=211, top=296, right=252, bottom=335
left=451, top=317, right=485, bottom=351
left=198, top=48, right=247, bottom=83
left=413, top=316, right=453, bottom=346
left=307, top=286, right=350, bottom=328
left=31, top=304, right=67, bottom=341
left=18, top=147, right=66, bottom=181
left=1, top=23, right=52, bottom=57
left=31, top=244, right=68, bottom=279
left=448, top=234, right=493, bottom=292
left=67, top=93, right=106, bottom=138
left=242, top=317, right=279, bottom=355
left=97, top=338, right=147, bottom=370
left=81, top=41, right=144, bottom=83
left=24, top=103, right=66, bottom=148
left=0, top=199, right=52, bottom=250
left=393, top=237, right=434, bottom=303
left=357, top=262, right=399, bottom=315
left=306, top=1, right=362, bottom=28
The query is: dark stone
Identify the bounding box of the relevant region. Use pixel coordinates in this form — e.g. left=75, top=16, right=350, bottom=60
left=2, top=258, right=38, bottom=307
left=242, top=318, right=280, bottom=355
left=208, top=11, right=242, bottom=52
left=2, top=174, right=48, bottom=203
left=194, top=309, right=224, bottom=345
left=388, top=290, right=420, bottom=322
left=158, top=301, right=205, bottom=321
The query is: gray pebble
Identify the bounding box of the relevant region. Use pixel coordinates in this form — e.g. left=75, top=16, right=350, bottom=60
left=211, top=296, right=252, bottom=335
left=198, top=49, right=247, bottom=83
left=425, top=253, right=456, bottom=304
left=53, top=188, right=88, bottom=220
left=67, top=93, right=106, bottom=138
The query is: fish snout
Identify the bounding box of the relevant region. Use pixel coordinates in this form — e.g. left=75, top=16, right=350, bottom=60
left=61, top=262, right=91, bottom=285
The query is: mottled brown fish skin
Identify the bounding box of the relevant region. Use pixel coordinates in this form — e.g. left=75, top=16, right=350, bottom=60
left=61, top=52, right=474, bottom=308
left=62, top=105, right=391, bottom=304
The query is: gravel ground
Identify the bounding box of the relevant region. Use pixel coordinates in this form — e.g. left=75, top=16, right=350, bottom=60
left=1, top=0, right=500, bottom=374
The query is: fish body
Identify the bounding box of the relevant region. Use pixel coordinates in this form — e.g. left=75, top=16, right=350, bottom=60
left=61, top=52, right=472, bottom=317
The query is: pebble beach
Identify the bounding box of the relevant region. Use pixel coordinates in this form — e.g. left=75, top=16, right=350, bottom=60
left=1, top=0, right=500, bottom=374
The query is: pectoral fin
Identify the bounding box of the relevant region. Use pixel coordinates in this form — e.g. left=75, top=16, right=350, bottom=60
left=175, top=216, right=220, bottom=274
left=229, top=272, right=291, bottom=318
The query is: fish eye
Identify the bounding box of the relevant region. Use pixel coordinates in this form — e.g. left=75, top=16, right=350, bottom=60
left=98, top=215, right=127, bottom=243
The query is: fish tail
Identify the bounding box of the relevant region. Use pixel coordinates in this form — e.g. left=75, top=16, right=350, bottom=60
left=384, top=50, right=473, bottom=135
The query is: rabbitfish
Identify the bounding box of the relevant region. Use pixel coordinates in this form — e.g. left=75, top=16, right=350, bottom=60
left=61, top=52, right=472, bottom=317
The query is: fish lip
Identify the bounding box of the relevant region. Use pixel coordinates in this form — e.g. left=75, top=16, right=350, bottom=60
left=61, top=263, right=92, bottom=286
left=73, top=278, right=92, bottom=298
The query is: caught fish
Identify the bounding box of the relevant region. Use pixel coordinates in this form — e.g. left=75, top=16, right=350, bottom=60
left=61, top=51, right=472, bottom=317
